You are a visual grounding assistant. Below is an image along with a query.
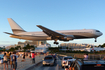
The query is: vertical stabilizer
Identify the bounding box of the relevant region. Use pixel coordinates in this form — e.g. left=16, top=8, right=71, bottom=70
left=7, top=18, right=26, bottom=34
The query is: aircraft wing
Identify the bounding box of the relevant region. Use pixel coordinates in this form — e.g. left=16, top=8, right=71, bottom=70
left=37, top=25, right=66, bottom=38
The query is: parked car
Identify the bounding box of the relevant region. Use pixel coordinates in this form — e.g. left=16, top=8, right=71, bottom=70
left=70, top=59, right=105, bottom=70
left=61, top=56, right=73, bottom=68
left=42, top=55, right=55, bottom=66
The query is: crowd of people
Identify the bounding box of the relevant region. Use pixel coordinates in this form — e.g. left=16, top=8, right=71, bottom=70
left=0, top=51, right=38, bottom=70
left=3, top=51, right=18, bottom=70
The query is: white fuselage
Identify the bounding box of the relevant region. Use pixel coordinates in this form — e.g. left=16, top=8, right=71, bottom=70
left=10, top=29, right=102, bottom=41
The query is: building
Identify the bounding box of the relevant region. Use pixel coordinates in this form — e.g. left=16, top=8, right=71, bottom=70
left=6, top=40, right=47, bottom=50
left=17, top=41, right=47, bottom=48
left=60, top=43, right=94, bottom=50
left=6, top=45, right=16, bottom=50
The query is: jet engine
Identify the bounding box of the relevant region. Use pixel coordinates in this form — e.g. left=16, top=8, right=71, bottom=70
left=60, top=35, right=74, bottom=41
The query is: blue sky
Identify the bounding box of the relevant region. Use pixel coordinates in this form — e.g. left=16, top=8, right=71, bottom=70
left=0, top=0, right=105, bottom=47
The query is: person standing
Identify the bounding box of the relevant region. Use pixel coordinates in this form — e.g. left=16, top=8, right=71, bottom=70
left=84, top=54, right=88, bottom=60
left=20, top=53, right=22, bottom=58
left=10, top=53, right=13, bottom=69
left=28, top=52, right=31, bottom=58
left=84, top=54, right=86, bottom=59
left=6, top=51, right=10, bottom=64
left=31, top=52, right=36, bottom=63
left=0, top=57, right=1, bottom=60
left=23, top=53, right=25, bottom=61
left=12, top=52, right=18, bottom=70
left=3, top=53, right=8, bottom=70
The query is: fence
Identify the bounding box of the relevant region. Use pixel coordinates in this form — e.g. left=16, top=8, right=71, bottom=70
left=74, top=54, right=105, bottom=60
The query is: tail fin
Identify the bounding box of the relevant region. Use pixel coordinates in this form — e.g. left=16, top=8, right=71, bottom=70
left=7, top=18, right=26, bottom=34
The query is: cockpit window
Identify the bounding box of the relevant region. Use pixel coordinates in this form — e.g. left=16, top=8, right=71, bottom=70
left=96, top=30, right=100, bottom=32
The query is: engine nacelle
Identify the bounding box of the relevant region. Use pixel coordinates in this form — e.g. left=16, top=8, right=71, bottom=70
left=66, top=35, right=74, bottom=38
left=63, top=37, right=73, bottom=41
left=65, top=35, right=74, bottom=40
left=60, top=35, right=74, bottom=41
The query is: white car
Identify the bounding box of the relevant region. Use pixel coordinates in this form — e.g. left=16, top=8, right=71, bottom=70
left=61, top=56, right=73, bottom=68
left=42, top=55, right=55, bottom=66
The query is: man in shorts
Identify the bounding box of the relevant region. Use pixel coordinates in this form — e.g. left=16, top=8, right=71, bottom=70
left=3, top=53, right=8, bottom=70
left=12, top=52, right=18, bottom=70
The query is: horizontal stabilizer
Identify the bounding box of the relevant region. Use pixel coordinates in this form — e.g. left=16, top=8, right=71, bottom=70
left=4, top=32, right=19, bottom=36
left=4, top=32, right=47, bottom=37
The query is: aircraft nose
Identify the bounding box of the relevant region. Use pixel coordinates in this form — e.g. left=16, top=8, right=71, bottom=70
left=95, top=31, right=103, bottom=37
left=100, top=32, right=103, bottom=36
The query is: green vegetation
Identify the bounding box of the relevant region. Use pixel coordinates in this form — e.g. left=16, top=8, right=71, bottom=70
left=0, top=46, right=6, bottom=52
left=9, top=47, right=15, bottom=52
left=0, top=47, right=4, bottom=52
left=48, top=43, right=105, bottom=55
left=23, top=44, right=35, bottom=52
left=8, top=44, right=35, bottom=52
left=98, top=43, right=105, bottom=48
left=48, top=47, right=60, bottom=53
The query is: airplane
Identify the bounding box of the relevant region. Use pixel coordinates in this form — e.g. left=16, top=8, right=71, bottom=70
left=4, top=18, right=103, bottom=45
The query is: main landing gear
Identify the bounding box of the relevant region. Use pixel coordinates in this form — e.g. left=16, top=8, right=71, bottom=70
left=54, top=42, right=59, bottom=45
left=54, top=39, right=59, bottom=45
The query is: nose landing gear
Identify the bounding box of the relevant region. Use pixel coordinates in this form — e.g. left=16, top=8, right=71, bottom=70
left=95, top=38, right=97, bottom=42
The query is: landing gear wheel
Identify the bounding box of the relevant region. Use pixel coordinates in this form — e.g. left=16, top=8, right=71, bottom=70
left=95, top=39, right=97, bottom=42
left=54, top=42, right=56, bottom=44
left=95, top=38, right=97, bottom=42
left=54, top=42, right=59, bottom=45
left=56, top=42, right=59, bottom=45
